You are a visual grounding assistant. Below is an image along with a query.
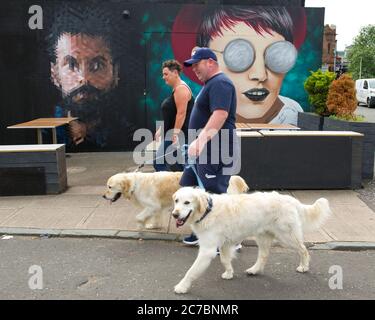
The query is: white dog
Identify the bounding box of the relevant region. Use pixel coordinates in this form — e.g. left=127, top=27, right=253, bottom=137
left=103, top=172, right=249, bottom=229
left=171, top=187, right=331, bottom=294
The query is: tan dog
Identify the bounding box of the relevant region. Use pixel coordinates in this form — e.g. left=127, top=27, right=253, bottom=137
left=171, top=187, right=331, bottom=294
left=103, top=171, right=249, bottom=229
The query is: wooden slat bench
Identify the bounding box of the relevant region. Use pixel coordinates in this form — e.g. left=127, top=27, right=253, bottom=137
left=0, top=144, right=67, bottom=196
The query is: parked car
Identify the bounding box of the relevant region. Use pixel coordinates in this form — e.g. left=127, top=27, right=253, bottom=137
left=356, top=79, right=375, bottom=108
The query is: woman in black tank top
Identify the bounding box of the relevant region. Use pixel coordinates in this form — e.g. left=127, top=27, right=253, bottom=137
left=154, top=60, right=194, bottom=172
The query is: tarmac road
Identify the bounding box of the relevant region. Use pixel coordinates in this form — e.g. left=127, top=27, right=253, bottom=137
left=0, top=236, right=374, bottom=300
left=355, top=105, right=375, bottom=122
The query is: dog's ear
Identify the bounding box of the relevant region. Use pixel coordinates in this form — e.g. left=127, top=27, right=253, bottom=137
left=196, top=192, right=208, bottom=215
left=120, top=175, right=134, bottom=200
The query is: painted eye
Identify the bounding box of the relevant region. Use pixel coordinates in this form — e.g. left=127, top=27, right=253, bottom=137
left=90, top=60, right=105, bottom=72
left=223, top=39, right=255, bottom=73
left=184, top=201, right=190, bottom=205
left=265, top=41, right=297, bottom=74
left=68, top=59, right=79, bottom=71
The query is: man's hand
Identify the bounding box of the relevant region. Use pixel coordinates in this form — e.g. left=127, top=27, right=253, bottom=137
left=188, top=138, right=206, bottom=158
left=172, top=133, right=179, bottom=145
left=69, top=120, right=87, bottom=145
left=154, top=128, right=161, bottom=142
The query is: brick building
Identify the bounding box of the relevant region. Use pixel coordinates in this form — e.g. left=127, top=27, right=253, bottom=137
left=322, top=24, right=338, bottom=72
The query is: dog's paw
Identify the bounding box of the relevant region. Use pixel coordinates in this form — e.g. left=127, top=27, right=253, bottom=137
left=296, top=265, right=309, bottom=273
left=245, top=267, right=261, bottom=276
left=221, top=271, right=233, bottom=280
left=174, top=282, right=190, bottom=294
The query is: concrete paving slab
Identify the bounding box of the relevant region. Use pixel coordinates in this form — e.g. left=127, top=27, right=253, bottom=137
left=304, top=228, right=335, bottom=243
left=291, top=190, right=370, bottom=207
left=80, top=204, right=170, bottom=233
left=17, top=195, right=62, bottom=209
left=64, top=186, right=105, bottom=195
left=52, top=194, right=103, bottom=208
left=98, top=198, right=135, bottom=208
left=2, top=207, right=95, bottom=229
left=321, top=204, right=375, bottom=242
left=0, top=209, right=19, bottom=225
left=0, top=196, right=55, bottom=209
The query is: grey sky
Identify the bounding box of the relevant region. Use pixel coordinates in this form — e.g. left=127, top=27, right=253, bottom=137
left=305, top=0, right=374, bottom=51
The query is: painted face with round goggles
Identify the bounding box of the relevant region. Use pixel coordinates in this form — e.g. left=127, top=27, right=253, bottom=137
left=209, top=22, right=298, bottom=122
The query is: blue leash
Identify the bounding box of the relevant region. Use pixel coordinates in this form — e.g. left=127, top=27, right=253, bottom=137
left=181, top=144, right=205, bottom=190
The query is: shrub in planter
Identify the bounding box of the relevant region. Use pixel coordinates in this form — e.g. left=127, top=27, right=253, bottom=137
left=326, top=74, right=358, bottom=120
left=303, top=69, right=336, bottom=116
left=324, top=74, right=375, bottom=179
left=299, top=70, right=336, bottom=130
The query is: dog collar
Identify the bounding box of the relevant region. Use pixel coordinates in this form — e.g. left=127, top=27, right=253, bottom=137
left=195, top=195, right=213, bottom=224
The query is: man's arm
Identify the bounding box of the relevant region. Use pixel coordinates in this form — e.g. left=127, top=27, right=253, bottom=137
left=188, top=109, right=228, bottom=157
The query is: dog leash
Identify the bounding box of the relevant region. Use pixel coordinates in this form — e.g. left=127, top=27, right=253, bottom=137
left=180, top=144, right=216, bottom=224
left=133, top=143, right=180, bottom=173
left=181, top=144, right=205, bottom=190
left=134, top=143, right=206, bottom=192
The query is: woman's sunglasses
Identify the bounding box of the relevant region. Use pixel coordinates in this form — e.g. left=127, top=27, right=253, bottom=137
left=212, top=38, right=298, bottom=74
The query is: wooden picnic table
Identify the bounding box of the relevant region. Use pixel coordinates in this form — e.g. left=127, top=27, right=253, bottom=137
left=7, top=117, right=78, bottom=144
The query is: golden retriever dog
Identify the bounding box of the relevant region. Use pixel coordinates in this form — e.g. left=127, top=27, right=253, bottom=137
left=103, top=171, right=249, bottom=229
left=171, top=187, right=331, bottom=294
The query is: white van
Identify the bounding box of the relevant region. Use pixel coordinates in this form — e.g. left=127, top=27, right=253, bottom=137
left=356, top=79, right=375, bottom=108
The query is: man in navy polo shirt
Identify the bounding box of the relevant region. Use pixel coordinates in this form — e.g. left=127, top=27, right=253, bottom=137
left=181, top=47, right=238, bottom=245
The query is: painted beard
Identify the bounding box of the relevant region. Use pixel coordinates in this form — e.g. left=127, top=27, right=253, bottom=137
left=61, top=85, right=111, bottom=122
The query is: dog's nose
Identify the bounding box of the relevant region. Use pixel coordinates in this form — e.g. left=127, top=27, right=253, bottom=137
left=102, top=195, right=107, bottom=199
left=172, top=211, right=179, bottom=219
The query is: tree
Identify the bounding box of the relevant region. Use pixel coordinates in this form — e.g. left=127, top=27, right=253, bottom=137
left=347, top=25, right=375, bottom=79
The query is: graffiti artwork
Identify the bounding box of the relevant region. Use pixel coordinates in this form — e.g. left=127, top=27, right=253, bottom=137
left=0, top=1, right=324, bottom=151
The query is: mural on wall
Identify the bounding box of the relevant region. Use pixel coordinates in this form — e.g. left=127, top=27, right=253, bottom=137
left=0, top=1, right=323, bottom=151
left=174, top=5, right=306, bottom=125
left=144, top=4, right=323, bottom=127
left=45, top=3, right=139, bottom=151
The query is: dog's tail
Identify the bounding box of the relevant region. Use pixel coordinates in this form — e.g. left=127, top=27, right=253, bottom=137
left=228, top=176, right=250, bottom=194
left=300, top=198, right=331, bottom=232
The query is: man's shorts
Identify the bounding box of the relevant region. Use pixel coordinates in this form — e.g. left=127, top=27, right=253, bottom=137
left=180, top=163, right=230, bottom=194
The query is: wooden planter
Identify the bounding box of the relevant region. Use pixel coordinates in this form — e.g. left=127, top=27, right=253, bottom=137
left=297, top=112, right=324, bottom=130
left=238, top=131, right=363, bottom=190
left=323, top=117, right=375, bottom=179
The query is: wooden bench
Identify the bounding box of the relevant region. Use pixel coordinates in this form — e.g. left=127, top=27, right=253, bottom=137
left=237, top=131, right=363, bottom=190
left=0, top=144, right=67, bottom=196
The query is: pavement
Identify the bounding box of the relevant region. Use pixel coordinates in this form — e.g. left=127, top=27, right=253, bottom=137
left=1, top=151, right=375, bottom=250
